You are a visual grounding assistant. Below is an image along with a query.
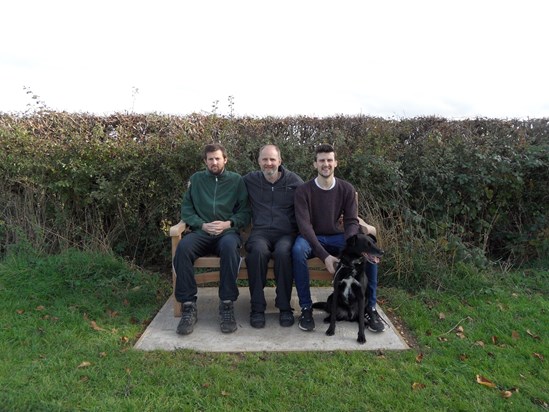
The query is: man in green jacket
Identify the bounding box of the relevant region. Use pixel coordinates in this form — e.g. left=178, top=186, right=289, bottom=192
left=173, top=143, right=251, bottom=335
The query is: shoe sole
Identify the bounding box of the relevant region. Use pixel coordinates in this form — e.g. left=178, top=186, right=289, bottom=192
left=298, top=324, right=315, bottom=332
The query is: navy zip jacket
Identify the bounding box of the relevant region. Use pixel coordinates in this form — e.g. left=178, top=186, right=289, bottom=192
left=243, top=166, right=304, bottom=234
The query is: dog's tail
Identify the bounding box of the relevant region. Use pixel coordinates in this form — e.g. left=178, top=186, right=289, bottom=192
left=312, top=301, right=329, bottom=312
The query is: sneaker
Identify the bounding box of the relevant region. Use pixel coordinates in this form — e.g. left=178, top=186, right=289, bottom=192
left=365, top=306, right=386, bottom=333
left=219, top=300, right=237, bottom=333
left=279, top=310, right=295, bottom=327
left=176, top=302, right=197, bottom=335
left=250, top=311, right=265, bottom=328
left=298, top=307, right=315, bottom=331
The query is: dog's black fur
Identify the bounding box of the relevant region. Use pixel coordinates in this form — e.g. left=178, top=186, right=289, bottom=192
left=312, top=233, right=384, bottom=344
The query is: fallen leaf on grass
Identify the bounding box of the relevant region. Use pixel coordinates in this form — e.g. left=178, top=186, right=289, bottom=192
left=492, top=336, right=499, bottom=345
left=456, top=331, right=466, bottom=339
left=475, top=341, right=485, bottom=347
left=79, top=375, right=89, bottom=383
left=415, top=353, right=424, bottom=363
left=511, top=330, right=519, bottom=340
left=459, top=354, right=469, bottom=361
left=36, top=305, right=45, bottom=311
left=437, top=337, right=448, bottom=342
left=99, top=352, right=107, bottom=358
left=501, top=388, right=519, bottom=399
left=455, top=326, right=464, bottom=333
left=107, top=309, right=119, bottom=318
left=438, top=312, right=446, bottom=320
left=202, top=382, right=211, bottom=388
left=476, top=374, right=496, bottom=388
left=221, top=390, right=229, bottom=397
left=526, top=330, right=540, bottom=340
left=412, top=382, right=426, bottom=390
left=77, top=361, right=91, bottom=369
left=16, top=309, right=25, bottom=315
left=533, top=353, right=544, bottom=361
left=120, top=336, right=129, bottom=343
left=90, top=321, right=105, bottom=331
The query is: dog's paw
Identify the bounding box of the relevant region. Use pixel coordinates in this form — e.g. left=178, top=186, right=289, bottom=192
left=326, top=327, right=335, bottom=336
left=357, top=334, right=366, bottom=344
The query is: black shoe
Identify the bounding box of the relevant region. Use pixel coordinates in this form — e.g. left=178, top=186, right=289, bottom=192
left=219, top=300, right=237, bottom=333
left=279, top=310, right=294, bottom=327
left=298, top=307, right=315, bottom=331
left=250, top=311, right=265, bottom=328
left=365, top=306, right=386, bottom=333
left=176, top=302, right=197, bottom=335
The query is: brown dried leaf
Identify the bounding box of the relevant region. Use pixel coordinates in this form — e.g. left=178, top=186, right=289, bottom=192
left=437, top=336, right=448, bottom=342
left=99, top=352, right=107, bottom=358
left=36, top=305, right=45, bottom=311
left=533, top=353, right=544, bottom=361
left=412, top=382, right=426, bottom=390
left=459, top=353, right=469, bottom=361
left=456, top=332, right=466, bottom=339
left=492, top=336, right=498, bottom=345
left=455, top=325, right=464, bottom=333
left=221, top=390, right=229, bottom=396
left=16, top=309, right=25, bottom=315
left=107, top=309, right=119, bottom=318
left=121, top=336, right=129, bottom=343
left=501, top=390, right=513, bottom=398
left=475, top=340, right=485, bottom=347
left=438, top=312, right=446, bottom=320
left=526, top=329, right=540, bottom=340
left=415, top=353, right=424, bottom=363
left=511, top=330, right=519, bottom=340
left=90, top=321, right=105, bottom=331
left=77, top=361, right=91, bottom=369
left=476, top=374, right=496, bottom=388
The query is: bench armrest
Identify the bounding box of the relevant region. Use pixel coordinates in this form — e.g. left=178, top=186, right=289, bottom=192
left=358, top=217, right=377, bottom=238
left=170, top=221, right=187, bottom=258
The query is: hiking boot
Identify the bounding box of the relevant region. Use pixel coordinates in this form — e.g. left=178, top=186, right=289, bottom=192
left=176, top=302, right=197, bottom=335
left=219, top=300, right=237, bottom=333
left=298, top=307, right=315, bottom=332
left=279, top=310, right=295, bottom=327
left=365, top=306, right=386, bottom=333
left=250, top=311, right=265, bottom=329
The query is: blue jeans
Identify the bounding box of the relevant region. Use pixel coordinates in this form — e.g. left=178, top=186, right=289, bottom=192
left=292, top=234, right=378, bottom=309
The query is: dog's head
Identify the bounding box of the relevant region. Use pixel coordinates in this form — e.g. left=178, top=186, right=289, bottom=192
left=344, top=233, right=384, bottom=264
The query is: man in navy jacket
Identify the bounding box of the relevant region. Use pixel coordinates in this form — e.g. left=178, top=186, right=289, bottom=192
left=243, top=145, right=303, bottom=328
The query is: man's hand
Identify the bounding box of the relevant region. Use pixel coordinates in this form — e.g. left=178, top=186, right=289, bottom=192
left=324, top=255, right=340, bottom=275
left=202, top=221, right=231, bottom=236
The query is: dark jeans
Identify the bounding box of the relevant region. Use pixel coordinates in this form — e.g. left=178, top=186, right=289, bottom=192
left=292, top=234, right=379, bottom=309
left=173, top=231, right=242, bottom=303
left=245, top=231, right=295, bottom=313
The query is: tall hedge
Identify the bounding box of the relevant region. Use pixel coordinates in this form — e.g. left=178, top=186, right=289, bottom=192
left=1, top=112, right=547, bottom=281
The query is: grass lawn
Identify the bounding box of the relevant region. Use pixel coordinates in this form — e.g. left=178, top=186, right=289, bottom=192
left=0, top=249, right=547, bottom=411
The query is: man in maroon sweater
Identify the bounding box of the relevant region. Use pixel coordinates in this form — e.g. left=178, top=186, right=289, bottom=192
left=292, top=144, right=384, bottom=333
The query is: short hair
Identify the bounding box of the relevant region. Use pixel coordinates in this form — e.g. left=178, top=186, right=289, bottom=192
left=202, top=143, right=227, bottom=160
left=314, top=143, right=336, bottom=161
left=258, top=144, right=281, bottom=159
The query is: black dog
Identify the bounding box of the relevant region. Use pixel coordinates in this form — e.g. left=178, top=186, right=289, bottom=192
left=313, top=233, right=384, bottom=344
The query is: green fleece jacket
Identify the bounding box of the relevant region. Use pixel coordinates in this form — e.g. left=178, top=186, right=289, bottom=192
left=181, top=169, right=251, bottom=233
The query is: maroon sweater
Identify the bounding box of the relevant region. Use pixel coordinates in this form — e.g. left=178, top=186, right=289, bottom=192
left=294, top=178, right=359, bottom=261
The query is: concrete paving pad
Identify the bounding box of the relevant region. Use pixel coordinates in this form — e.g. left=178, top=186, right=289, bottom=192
left=134, top=287, right=409, bottom=352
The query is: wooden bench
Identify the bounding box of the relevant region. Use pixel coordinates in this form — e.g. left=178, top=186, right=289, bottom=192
left=169, top=216, right=376, bottom=317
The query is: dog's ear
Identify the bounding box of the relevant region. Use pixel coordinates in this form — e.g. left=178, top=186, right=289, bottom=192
left=347, top=234, right=358, bottom=246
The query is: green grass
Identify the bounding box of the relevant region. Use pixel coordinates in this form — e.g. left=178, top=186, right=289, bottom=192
left=0, top=249, right=547, bottom=411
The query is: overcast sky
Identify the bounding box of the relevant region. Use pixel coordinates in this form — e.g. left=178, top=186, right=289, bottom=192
left=1, top=0, right=548, bottom=119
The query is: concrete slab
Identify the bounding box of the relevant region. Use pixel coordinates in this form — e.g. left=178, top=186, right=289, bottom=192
left=134, top=287, right=409, bottom=352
